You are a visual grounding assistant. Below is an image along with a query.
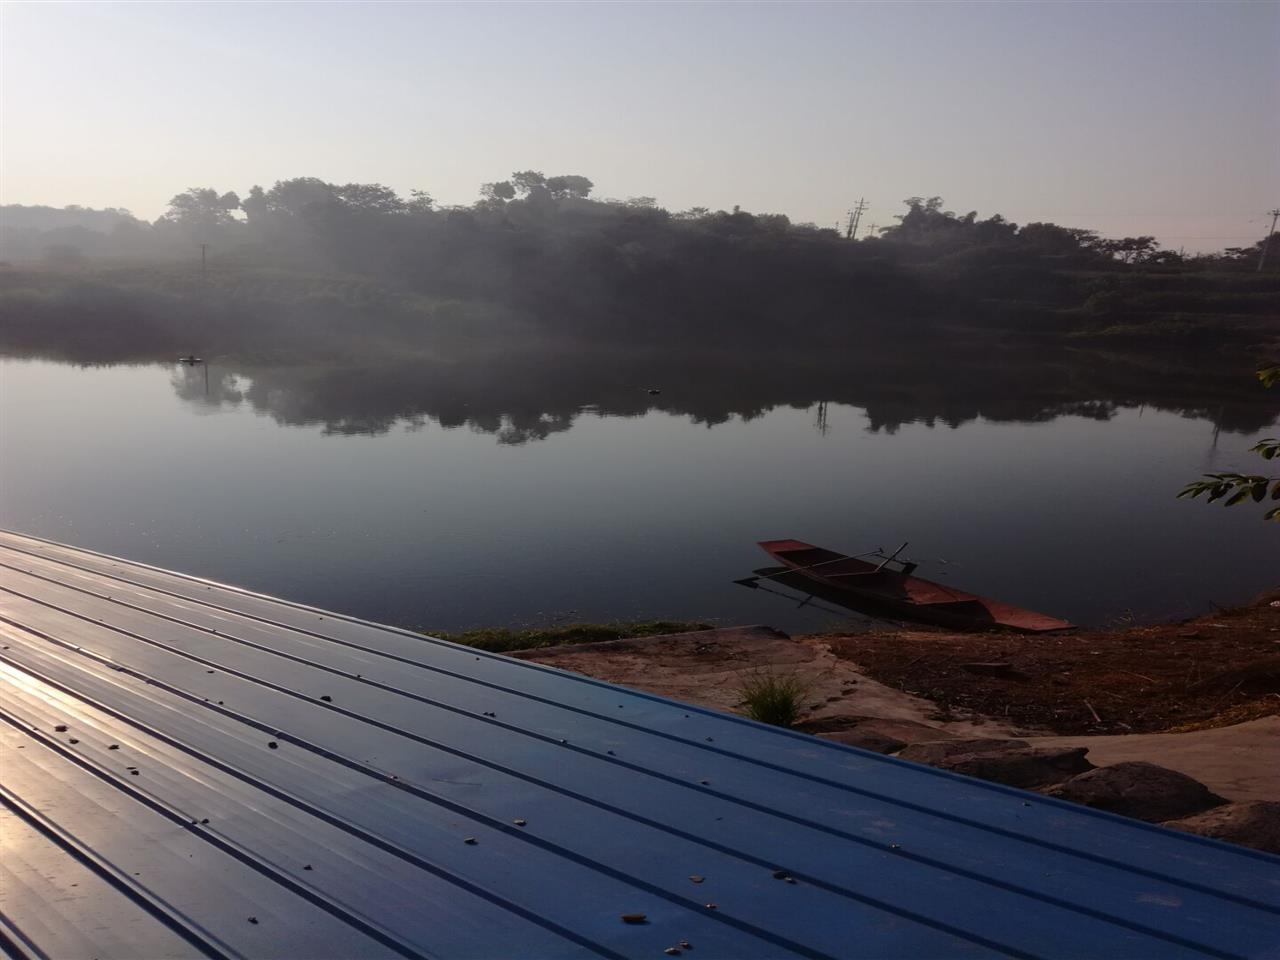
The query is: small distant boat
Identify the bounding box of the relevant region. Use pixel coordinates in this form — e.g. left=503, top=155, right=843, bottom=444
left=178, top=355, right=203, bottom=364
left=755, top=539, right=1072, bottom=633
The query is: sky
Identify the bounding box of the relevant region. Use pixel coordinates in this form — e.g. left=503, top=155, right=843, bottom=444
left=2, top=1, right=1277, bottom=252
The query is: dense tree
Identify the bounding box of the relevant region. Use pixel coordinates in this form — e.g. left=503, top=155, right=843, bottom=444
left=1100, top=236, right=1159, bottom=264
left=1018, top=222, right=1102, bottom=256
left=509, top=170, right=547, bottom=196
left=333, top=182, right=405, bottom=215
left=159, top=188, right=242, bottom=235
left=480, top=181, right=516, bottom=202
left=545, top=175, right=593, bottom=199
left=407, top=189, right=435, bottom=213
left=241, top=185, right=269, bottom=224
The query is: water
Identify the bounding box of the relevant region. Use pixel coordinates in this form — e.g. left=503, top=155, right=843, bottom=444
left=1, top=352, right=1275, bottom=634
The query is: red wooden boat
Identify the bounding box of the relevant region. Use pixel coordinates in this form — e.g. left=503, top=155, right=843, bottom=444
left=757, top=539, right=1072, bottom=633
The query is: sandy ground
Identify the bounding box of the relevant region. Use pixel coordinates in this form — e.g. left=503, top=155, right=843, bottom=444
left=1028, top=717, right=1280, bottom=803
left=516, top=621, right=1279, bottom=803
left=514, top=626, right=1022, bottom=740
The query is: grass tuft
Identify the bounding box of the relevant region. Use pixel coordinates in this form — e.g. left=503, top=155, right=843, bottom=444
left=737, top=671, right=810, bottom=728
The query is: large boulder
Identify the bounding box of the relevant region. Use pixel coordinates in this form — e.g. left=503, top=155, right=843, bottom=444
left=796, top=715, right=949, bottom=753
left=899, top=739, right=1030, bottom=763
left=899, top=739, right=1094, bottom=788
left=816, top=729, right=907, bottom=754
left=1165, top=802, right=1280, bottom=854
left=1046, top=762, right=1227, bottom=822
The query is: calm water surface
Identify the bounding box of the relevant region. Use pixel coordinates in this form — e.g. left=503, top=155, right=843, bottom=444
left=1, top=356, right=1275, bottom=633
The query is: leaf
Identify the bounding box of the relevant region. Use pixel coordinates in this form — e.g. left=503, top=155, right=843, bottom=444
left=1272, top=481, right=1280, bottom=500
left=1225, top=488, right=1251, bottom=507
left=1266, top=506, right=1280, bottom=521
left=1252, top=481, right=1268, bottom=503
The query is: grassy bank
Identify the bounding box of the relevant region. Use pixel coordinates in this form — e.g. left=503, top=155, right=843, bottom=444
left=430, top=619, right=713, bottom=653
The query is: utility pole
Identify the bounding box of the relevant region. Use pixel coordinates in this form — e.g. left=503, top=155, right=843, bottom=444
left=1258, top=208, right=1280, bottom=272
left=845, top=198, right=869, bottom=240
left=200, top=243, right=207, bottom=278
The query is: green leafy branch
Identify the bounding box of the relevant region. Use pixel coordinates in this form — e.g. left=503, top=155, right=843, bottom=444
left=1179, top=363, right=1280, bottom=521
left=1178, top=472, right=1280, bottom=520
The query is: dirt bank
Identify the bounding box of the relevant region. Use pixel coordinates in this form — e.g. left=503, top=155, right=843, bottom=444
left=823, top=591, right=1280, bottom=735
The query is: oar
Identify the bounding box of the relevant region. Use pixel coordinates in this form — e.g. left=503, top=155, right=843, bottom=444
left=873, top=541, right=910, bottom=572
left=735, top=542, right=910, bottom=589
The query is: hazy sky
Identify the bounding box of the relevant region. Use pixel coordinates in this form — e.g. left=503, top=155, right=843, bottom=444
left=2, top=1, right=1277, bottom=251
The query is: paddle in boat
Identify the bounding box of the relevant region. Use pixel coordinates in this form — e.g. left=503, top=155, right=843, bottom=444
left=750, top=538, right=1073, bottom=633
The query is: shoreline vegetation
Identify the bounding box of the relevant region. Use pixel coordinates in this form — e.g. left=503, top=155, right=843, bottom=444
left=432, top=619, right=714, bottom=654
left=4, top=179, right=1277, bottom=441
left=3, top=182, right=1278, bottom=365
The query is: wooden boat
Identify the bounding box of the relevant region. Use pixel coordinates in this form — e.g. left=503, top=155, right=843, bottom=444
left=757, top=539, right=1072, bottom=633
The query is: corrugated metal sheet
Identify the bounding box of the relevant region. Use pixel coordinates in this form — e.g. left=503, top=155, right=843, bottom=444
left=0, top=528, right=1277, bottom=960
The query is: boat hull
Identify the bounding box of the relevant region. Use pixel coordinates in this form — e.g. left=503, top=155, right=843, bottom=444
left=757, top=539, right=1072, bottom=633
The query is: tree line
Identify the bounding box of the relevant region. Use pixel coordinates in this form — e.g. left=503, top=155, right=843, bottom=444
left=2, top=173, right=1277, bottom=346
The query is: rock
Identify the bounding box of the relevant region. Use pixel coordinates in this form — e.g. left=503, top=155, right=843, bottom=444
left=900, top=739, right=1093, bottom=788
left=1046, top=762, right=1227, bottom=822
left=794, top=714, right=872, bottom=734
left=816, top=729, right=907, bottom=754
left=1165, top=801, right=1280, bottom=854
left=961, top=662, right=1028, bottom=679
left=947, top=747, right=1093, bottom=788
left=898, top=738, right=1030, bottom=763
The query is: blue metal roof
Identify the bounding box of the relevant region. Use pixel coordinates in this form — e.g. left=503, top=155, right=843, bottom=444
left=0, top=528, right=1277, bottom=959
